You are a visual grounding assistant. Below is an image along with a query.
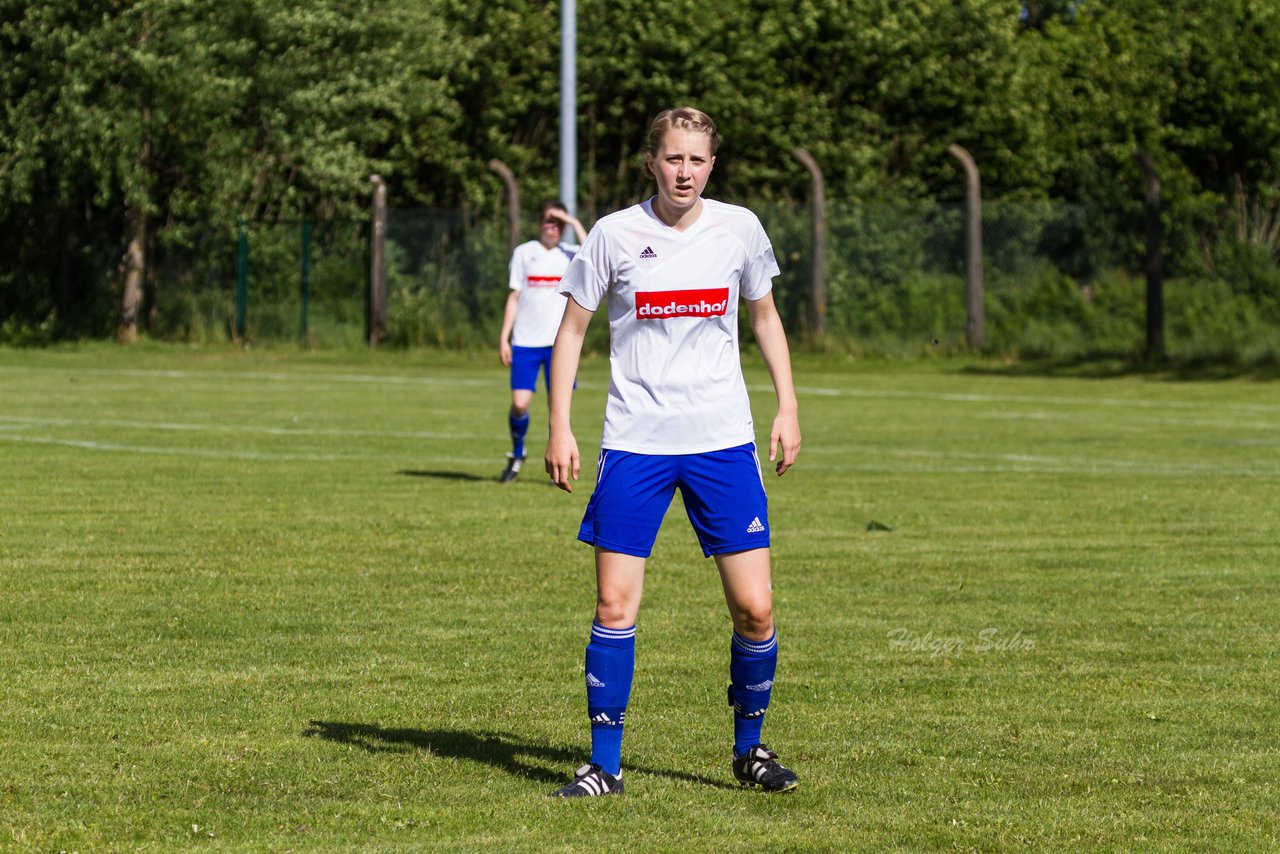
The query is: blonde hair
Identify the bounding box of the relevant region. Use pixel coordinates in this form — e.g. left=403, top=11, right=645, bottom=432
left=646, top=107, right=721, bottom=157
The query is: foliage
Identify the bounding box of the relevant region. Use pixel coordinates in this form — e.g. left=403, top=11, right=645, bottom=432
left=2, top=0, right=1279, bottom=351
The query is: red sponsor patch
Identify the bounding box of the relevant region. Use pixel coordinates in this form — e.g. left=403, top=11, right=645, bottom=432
left=635, top=287, right=730, bottom=319
left=526, top=275, right=561, bottom=288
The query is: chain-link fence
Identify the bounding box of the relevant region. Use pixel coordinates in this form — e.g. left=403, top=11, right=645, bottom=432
left=756, top=200, right=1109, bottom=346
left=148, top=218, right=367, bottom=347
left=139, top=197, right=1277, bottom=361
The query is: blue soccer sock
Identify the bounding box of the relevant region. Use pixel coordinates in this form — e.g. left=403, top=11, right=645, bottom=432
left=508, top=410, right=530, bottom=459
left=729, top=630, right=777, bottom=757
left=585, top=622, right=635, bottom=777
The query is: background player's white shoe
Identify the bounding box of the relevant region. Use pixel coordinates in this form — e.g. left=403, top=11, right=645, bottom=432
left=500, top=453, right=525, bottom=483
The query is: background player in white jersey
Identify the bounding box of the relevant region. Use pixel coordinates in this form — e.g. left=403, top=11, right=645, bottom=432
left=497, top=200, right=586, bottom=482
left=545, top=108, right=802, bottom=797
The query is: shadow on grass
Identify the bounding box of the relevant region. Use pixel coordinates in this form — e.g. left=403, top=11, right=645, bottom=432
left=396, top=469, right=490, bottom=482
left=303, top=720, right=736, bottom=789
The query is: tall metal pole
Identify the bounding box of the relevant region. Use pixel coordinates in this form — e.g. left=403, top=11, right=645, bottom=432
left=560, top=0, right=577, bottom=215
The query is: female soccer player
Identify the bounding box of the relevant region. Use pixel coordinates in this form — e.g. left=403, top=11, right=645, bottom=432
left=545, top=107, right=801, bottom=797
left=497, top=200, right=587, bottom=482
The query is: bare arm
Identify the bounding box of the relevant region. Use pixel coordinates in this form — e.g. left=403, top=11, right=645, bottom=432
left=550, top=209, right=588, bottom=245
left=545, top=296, right=594, bottom=492
left=499, top=289, right=519, bottom=366
left=747, top=292, right=801, bottom=475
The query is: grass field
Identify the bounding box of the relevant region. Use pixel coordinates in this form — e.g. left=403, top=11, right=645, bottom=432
left=1, top=343, right=1277, bottom=851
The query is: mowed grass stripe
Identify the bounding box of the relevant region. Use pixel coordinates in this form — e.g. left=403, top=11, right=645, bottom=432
left=4, top=429, right=1274, bottom=477
left=1, top=345, right=1277, bottom=850
left=0, top=414, right=479, bottom=441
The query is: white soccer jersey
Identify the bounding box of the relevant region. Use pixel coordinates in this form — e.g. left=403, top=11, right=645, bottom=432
left=559, top=198, right=779, bottom=454
left=509, top=240, right=579, bottom=347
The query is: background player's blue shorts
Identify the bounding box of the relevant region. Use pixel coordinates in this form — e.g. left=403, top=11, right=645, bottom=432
left=578, top=443, right=770, bottom=558
left=510, top=345, right=553, bottom=392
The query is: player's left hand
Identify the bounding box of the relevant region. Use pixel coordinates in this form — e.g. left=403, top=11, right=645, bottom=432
left=545, top=429, right=580, bottom=493
left=769, top=411, right=801, bottom=476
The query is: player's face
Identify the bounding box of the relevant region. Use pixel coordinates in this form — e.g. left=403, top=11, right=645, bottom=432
left=648, top=129, right=715, bottom=217
left=540, top=208, right=567, bottom=247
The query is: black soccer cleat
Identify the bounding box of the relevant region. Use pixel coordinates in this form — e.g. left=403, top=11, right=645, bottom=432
left=500, top=453, right=525, bottom=483
left=732, top=744, right=799, bottom=793
left=550, top=763, right=624, bottom=798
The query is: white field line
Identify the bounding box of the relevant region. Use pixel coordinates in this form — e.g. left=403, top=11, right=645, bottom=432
left=3, top=366, right=1275, bottom=414
left=1, top=431, right=1273, bottom=477
left=0, top=433, right=349, bottom=461
left=867, top=446, right=1277, bottom=477
left=779, top=384, right=1280, bottom=415
left=0, top=415, right=475, bottom=441
left=976, top=409, right=1280, bottom=434
left=0, top=433, right=498, bottom=465
left=0, top=366, right=498, bottom=388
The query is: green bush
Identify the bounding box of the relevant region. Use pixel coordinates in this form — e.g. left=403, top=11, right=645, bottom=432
left=1211, top=240, right=1280, bottom=322
left=1166, top=277, right=1280, bottom=363
left=0, top=311, right=60, bottom=347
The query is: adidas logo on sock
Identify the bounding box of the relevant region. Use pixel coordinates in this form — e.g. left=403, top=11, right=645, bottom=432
left=590, top=711, right=625, bottom=725
left=639, top=246, right=657, bottom=259
left=586, top=672, right=606, bottom=688
left=745, top=679, right=774, bottom=691
left=746, top=517, right=766, bottom=533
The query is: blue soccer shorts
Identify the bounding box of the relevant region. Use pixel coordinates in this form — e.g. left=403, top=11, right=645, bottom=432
left=578, top=443, right=770, bottom=558
left=510, top=345, right=554, bottom=392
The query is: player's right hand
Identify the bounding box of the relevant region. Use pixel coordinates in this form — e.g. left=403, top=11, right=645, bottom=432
left=499, top=341, right=513, bottom=366
left=545, top=431, right=580, bottom=493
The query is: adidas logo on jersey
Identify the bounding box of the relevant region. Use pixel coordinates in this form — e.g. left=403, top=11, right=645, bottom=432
left=746, top=516, right=766, bottom=533
left=586, top=672, right=606, bottom=688
left=639, top=246, right=657, bottom=259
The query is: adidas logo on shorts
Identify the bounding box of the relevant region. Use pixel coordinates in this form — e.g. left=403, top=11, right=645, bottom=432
left=746, top=516, right=766, bottom=533
left=639, top=246, right=657, bottom=259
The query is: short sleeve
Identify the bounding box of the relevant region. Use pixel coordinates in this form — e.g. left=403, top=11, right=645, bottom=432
left=507, top=246, right=524, bottom=292
left=558, top=227, right=610, bottom=311
left=740, top=215, right=780, bottom=301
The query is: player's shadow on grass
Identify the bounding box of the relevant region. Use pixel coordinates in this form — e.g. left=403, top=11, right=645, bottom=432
left=303, top=720, right=736, bottom=789
left=397, top=469, right=558, bottom=486
left=396, top=469, right=488, bottom=482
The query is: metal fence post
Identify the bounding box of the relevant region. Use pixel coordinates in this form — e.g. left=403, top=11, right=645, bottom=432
left=235, top=219, right=248, bottom=341
left=488, top=159, right=520, bottom=257
left=792, top=148, right=827, bottom=341
left=368, top=175, right=387, bottom=346
left=300, top=217, right=312, bottom=345
left=948, top=144, right=985, bottom=349
left=1133, top=148, right=1165, bottom=361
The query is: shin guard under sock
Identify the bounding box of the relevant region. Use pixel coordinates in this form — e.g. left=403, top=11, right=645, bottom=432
left=729, top=630, right=777, bottom=757
left=585, top=622, right=635, bottom=776
left=508, top=411, right=530, bottom=459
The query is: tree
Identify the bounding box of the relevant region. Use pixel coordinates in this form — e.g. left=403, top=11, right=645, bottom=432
left=0, top=0, right=468, bottom=339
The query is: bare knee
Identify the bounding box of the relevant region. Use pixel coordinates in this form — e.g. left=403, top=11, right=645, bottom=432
left=595, top=583, right=641, bottom=628
left=594, top=596, right=637, bottom=629
left=732, top=603, right=774, bottom=640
